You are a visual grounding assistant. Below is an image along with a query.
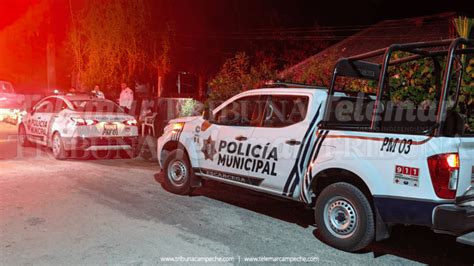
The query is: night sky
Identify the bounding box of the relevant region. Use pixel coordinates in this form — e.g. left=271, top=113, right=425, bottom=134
left=0, top=0, right=472, bottom=91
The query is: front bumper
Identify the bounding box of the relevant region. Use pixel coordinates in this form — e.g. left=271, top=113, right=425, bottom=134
left=63, top=136, right=139, bottom=151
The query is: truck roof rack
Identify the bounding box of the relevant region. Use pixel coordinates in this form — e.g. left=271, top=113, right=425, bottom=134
left=265, top=80, right=326, bottom=90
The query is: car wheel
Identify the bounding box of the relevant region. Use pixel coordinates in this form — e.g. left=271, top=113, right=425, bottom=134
left=314, top=182, right=375, bottom=252
left=162, top=149, right=193, bottom=195
left=52, top=132, right=68, bottom=160
left=18, top=124, right=31, bottom=147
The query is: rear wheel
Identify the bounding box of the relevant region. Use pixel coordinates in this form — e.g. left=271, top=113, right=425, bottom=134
left=314, top=182, right=375, bottom=252
left=18, top=124, right=31, bottom=147
left=52, top=132, right=68, bottom=160
left=162, top=149, right=193, bottom=195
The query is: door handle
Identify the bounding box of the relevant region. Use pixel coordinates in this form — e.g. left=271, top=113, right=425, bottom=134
left=235, top=135, right=247, bottom=141
left=285, top=139, right=301, bottom=146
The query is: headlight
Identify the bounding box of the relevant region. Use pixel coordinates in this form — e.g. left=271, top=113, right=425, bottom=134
left=171, top=122, right=184, bottom=132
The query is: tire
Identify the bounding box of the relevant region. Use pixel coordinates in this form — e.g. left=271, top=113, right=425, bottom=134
left=314, top=182, right=375, bottom=252
left=162, top=149, right=193, bottom=195
left=51, top=132, right=68, bottom=160
left=18, top=124, right=31, bottom=147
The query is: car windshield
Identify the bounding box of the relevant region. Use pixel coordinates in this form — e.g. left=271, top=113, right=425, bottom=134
left=71, top=100, right=124, bottom=113
left=0, top=82, right=14, bottom=94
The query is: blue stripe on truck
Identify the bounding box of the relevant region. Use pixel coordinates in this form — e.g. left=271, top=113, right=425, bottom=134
left=373, top=196, right=444, bottom=226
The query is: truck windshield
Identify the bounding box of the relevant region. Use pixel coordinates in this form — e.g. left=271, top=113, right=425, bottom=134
left=71, top=100, right=124, bottom=113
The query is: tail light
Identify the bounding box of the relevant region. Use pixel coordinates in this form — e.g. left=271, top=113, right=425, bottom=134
left=427, top=153, right=460, bottom=199
left=70, top=117, right=99, bottom=126
left=123, top=119, right=137, bottom=126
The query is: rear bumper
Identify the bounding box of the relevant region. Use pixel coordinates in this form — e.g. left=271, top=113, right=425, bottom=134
left=63, top=136, right=139, bottom=151
left=432, top=187, right=474, bottom=246
left=433, top=204, right=474, bottom=234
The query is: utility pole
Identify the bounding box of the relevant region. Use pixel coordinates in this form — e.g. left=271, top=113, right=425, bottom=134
left=46, top=0, right=56, bottom=91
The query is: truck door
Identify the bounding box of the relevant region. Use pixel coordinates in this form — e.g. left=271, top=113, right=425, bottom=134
left=249, top=94, right=319, bottom=195
left=197, top=95, right=266, bottom=185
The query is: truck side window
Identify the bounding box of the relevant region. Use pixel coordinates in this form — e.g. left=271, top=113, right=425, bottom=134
left=214, top=95, right=266, bottom=127
left=325, top=92, right=374, bottom=131
left=262, top=95, right=309, bottom=127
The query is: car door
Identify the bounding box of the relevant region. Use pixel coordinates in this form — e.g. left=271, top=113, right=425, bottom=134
left=26, top=99, right=54, bottom=145
left=249, top=94, right=314, bottom=195
left=197, top=95, right=267, bottom=185
left=48, top=98, right=69, bottom=138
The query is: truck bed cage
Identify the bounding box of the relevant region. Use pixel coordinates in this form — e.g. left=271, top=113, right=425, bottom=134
left=334, top=38, right=474, bottom=80
left=324, top=38, right=474, bottom=136
left=265, top=80, right=327, bottom=90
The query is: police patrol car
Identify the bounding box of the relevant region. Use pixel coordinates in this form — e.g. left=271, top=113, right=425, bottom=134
left=18, top=94, right=138, bottom=159
left=157, top=38, right=474, bottom=251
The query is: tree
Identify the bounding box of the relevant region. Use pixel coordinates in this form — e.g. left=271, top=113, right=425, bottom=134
left=0, top=1, right=49, bottom=90
left=68, top=0, right=170, bottom=91
left=207, top=52, right=277, bottom=103
left=150, top=23, right=173, bottom=97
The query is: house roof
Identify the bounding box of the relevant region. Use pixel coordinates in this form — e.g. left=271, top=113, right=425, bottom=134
left=279, top=12, right=457, bottom=85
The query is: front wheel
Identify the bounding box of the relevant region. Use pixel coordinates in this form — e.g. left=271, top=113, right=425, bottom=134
left=52, top=132, right=68, bottom=160
left=162, top=149, right=193, bottom=195
left=314, top=182, right=375, bottom=252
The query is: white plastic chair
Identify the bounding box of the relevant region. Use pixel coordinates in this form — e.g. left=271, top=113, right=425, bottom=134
left=141, top=113, right=157, bottom=137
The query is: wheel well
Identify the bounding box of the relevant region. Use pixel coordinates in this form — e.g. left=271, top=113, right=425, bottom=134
left=310, top=168, right=373, bottom=207
left=161, top=141, right=190, bottom=164
left=161, top=140, right=201, bottom=188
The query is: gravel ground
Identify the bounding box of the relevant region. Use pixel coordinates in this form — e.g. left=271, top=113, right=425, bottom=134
left=0, top=122, right=472, bottom=265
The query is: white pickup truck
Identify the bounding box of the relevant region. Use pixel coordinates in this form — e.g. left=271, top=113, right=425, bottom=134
left=157, top=38, right=474, bottom=251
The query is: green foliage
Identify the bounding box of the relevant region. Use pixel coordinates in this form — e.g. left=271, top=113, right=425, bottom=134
left=387, top=54, right=438, bottom=105
left=454, top=16, right=473, bottom=39
left=207, top=52, right=277, bottom=102
left=179, top=98, right=201, bottom=117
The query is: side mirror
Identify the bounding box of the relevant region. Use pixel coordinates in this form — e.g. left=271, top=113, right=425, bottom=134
left=202, top=108, right=210, bottom=120
left=202, top=108, right=214, bottom=122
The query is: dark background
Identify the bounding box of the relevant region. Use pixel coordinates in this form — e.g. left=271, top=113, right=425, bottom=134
left=0, top=0, right=472, bottom=93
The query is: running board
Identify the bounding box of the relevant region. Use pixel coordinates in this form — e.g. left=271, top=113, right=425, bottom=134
left=457, top=231, right=474, bottom=246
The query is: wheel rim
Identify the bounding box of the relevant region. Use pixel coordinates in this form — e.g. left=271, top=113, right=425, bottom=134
left=52, top=135, right=61, bottom=156
left=323, top=196, right=357, bottom=238
left=167, top=159, right=188, bottom=187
